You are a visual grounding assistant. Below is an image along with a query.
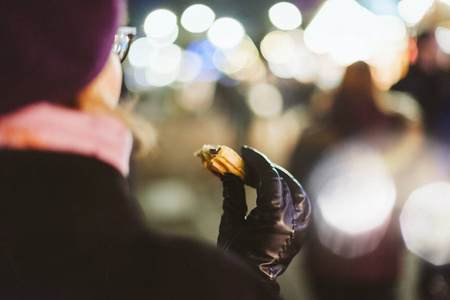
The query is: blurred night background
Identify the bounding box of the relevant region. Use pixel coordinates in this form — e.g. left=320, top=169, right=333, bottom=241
left=122, top=0, right=450, bottom=299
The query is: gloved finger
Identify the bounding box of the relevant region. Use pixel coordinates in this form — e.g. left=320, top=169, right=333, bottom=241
left=275, top=165, right=311, bottom=240
left=218, top=173, right=247, bottom=248
left=274, top=165, right=310, bottom=214
left=241, top=146, right=283, bottom=210
left=220, top=173, right=247, bottom=218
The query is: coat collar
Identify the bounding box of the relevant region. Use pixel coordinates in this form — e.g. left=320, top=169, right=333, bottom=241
left=0, top=102, right=132, bottom=177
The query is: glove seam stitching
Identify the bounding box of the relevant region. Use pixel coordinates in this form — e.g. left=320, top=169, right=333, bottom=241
left=269, top=216, right=297, bottom=280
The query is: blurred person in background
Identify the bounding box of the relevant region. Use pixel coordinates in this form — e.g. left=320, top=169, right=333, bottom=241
left=0, top=0, right=311, bottom=298
left=288, top=61, right=423, bottom=300
left=391, top=31, right=450, bottom=300
left=391, top=30, right=450, bottom=144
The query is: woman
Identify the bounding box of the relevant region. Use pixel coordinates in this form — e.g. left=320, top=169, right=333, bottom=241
left=0, top=0, right=310, bottom=298
left=289, top=61, right=423, bottom=300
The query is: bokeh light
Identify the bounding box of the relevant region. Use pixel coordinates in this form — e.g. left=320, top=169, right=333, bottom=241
left=176, top=82, right=215, bottom=112
left=124, top=64, right=152, bottom=92
left=186, top=39, right=224, bottom=82
left=213, top=35, right=259, bottom=75
left=150, top=44, right=183, bottom=74
left=304, top=0, right=408, bottom=67
left=304, top=0, right=376, bottom=64
left=145, top=66, right=179, bottom=87
left=315, top=54, right=346, bottom=89
left=400, top=182, right=450, bottom=266
left=144, top=9, right=178, bottom=39
left=128, top=37, right=157, bottom=67
left=181, top=4, right=216, bottom=33
left=269, top=2, right=302, bottom=30
left=266, top=30, right=318, bottom=82
left=310, top=143, right=397, bottom=235
left=260, top=31, right=295, bottom=64
left=375, top=16, right=407, bottom=42
left=397, top=0, right=434, bottom=26
left=228, top=58, right=267, bottom=82
left=139, top=179, right=198, bottom=223
left=147, top=25, right=179, bottom=47
left=177, top=50, right=203, bottom=83
left=207, top=17, right=246, bottom=49
left=309, top=142, right=397, bottom=257
left=247, top=83, right=283, bottom=117
left=435, top=26, right=450, bottom=54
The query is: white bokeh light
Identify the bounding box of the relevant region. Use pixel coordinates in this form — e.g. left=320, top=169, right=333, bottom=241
left=144, top=9, right=178, bottom=39
left=128, top=37, right=157, bottom=67
left=145, top=66, right=179, bottom=87
left=147, top=25, right=179, bottom=47
left=124, top=65, right=152, bottom=92
left=374, top=16, right=406, bottom=42
left=435, top=26, right=450, bottom=54
left=269, top=2, right=302, bottom=30
left=400, top=182, right=450, bottom=266
left=181, top=4, right=216, bottom=33
left=148, top=44, right=183, bottom=74
left=397, top=0, right=434, bottom=26
left=207, top=17, right=246, bottom=49
left=309, top=142, right=397, bottom=257
left=304, top=0, right=397, bottom=66
left=310, top=143, right=397, bottom=235
left=267, top=30, right=318, bottom=81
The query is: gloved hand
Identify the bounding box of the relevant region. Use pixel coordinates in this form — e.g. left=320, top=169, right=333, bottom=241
left=218, top=146, right=311, bottom=292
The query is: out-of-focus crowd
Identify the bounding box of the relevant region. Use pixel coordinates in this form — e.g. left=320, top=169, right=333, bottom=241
left=134, top=29, right=450, bottom=300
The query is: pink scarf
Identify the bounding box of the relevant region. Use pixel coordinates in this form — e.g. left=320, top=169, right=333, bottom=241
left=0, top=102, right=133, bottom=177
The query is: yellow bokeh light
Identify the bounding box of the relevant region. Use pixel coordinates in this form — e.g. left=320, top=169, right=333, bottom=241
left=260, top=31, right=295, bottom=64
left=213, top=35, right=259, bottom=74
left=247, top=83, right=283, bottom=118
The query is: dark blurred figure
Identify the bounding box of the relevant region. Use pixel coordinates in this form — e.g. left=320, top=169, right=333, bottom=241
left=418, top=262, right=450, bottom=300
left=289, top=61, right=423, bottom=300
left=391, top=31, right=450, bottom=300
left=391, top=31, right=450, bottom=143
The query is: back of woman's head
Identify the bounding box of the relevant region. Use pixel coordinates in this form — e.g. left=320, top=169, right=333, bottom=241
left=0, top=0, right=124, bottom=116
left=329, top=61, right=388, bottom=135
left=338, top=61, right=374, bottom=100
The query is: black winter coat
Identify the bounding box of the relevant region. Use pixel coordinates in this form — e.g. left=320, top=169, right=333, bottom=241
left=0, top=149, right=278, bottom=299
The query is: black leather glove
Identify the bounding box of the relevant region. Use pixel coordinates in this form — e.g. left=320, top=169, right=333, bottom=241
left=218, top=146, right=311, bottom=292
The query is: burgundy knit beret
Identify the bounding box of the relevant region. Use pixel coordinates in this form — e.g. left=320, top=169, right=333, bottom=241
left=0, top=0, right=123, bottom=115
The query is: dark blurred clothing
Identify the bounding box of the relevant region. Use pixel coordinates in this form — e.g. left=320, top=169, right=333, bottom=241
left=288, top=114, right=410, bottom=300
left=391, top=64, right=450, bottom=142
left=288, top=61, right=423, bottom=300
left=0, top=150, right=279, bottom=299
left=418, top=262, right=450, bottom=300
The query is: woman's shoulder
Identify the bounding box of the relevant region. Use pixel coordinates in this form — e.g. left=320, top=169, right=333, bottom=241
left=108, top=230, right=280, bottom=299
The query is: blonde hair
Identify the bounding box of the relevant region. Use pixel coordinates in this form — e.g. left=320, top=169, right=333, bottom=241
left=75, top=72, right=157, bottom=159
